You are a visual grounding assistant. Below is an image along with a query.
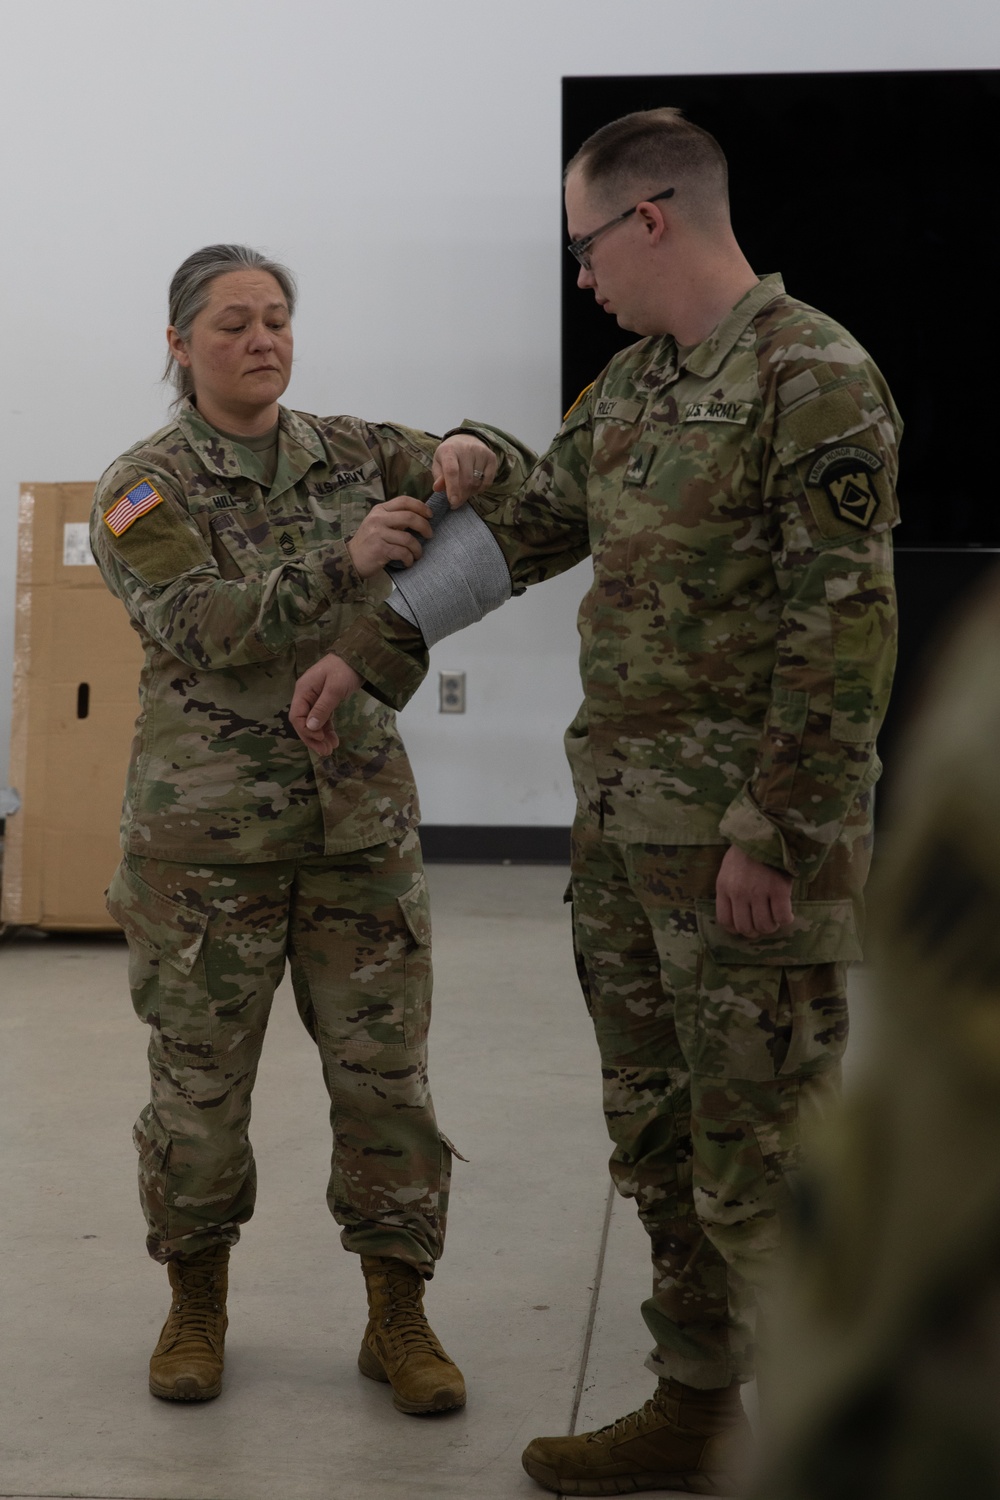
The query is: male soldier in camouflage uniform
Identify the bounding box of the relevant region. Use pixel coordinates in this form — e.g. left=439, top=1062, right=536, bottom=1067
left=90, top=244, right=522, bottom=1413
left=292, top=109, right=900, bottom=1493
left=750, top=569, right=1000, bottom=1500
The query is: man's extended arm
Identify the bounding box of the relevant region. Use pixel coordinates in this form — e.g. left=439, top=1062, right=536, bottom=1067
left=290, top=411, right=594, bottom=744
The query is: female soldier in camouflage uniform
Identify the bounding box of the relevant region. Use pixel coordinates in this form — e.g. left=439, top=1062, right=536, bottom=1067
left=90, top=244, right=513, bottom=1413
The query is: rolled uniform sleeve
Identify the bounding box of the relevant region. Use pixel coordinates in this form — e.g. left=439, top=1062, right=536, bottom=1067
left=720, top=371, right=900, bottom=880
left=91, top=464, right=367, bottom=670
left=336, top=610, right=430, bottom=712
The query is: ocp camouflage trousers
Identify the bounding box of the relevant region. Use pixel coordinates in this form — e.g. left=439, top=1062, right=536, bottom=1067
left=106, top=835, right=452, bottom=1274
left=570, top=808, right=871, bottom=1388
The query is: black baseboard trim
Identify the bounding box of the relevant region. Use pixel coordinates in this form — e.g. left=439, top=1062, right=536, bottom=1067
left=418, top=825, right=570, bottom=864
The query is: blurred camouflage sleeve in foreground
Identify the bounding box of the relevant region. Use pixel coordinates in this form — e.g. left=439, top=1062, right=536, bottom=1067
left=750, top=569, right=1000, bottom=1499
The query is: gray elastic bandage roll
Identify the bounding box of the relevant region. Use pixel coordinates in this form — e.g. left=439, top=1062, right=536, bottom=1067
left=386, top=504, right=512, bottom=647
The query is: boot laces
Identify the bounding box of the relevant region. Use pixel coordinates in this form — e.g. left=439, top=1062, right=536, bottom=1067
left=588, top=1397, right=662, bottom=1445
left=379, top=1268, right=442, bottom=1356
left=168, top=1263, right=224, bottom=1342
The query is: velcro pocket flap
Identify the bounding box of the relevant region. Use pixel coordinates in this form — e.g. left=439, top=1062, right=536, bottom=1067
left=695, top=898, right=862, bottom=965
left=439, top=1130, right=470, bottom=1163
left=775, top=386, right=879, bottom=464
left=398, top=875, right=432, bottom=948
left=106, top=862, right=209, bottom=976
left=209, top=510, right=268, bottom=576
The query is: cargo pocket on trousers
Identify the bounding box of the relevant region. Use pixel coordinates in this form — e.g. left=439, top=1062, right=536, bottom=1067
left=565, top=880, right=596, bottom=1017
left=690, top=1072, right=800, bottom=1242
left=397, top=874, right=432, bottom=1048
left=690, top=898, right=862, bottom=1085
left=106, top=859, right=212, bottom=1051
left=133, top=1101, right=173, bottom=1249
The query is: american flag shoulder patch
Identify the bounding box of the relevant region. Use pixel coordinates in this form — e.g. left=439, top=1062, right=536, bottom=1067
left=103, top=478, right=165, bottom=537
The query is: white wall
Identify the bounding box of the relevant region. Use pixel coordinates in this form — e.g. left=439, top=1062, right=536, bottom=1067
left=1, top=0, right=997, bottom=825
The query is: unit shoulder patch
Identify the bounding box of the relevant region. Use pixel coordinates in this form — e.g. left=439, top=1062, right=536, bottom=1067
left=807, top=445, right=884, bottom=530
left=103, top=478, right=165, bottom=536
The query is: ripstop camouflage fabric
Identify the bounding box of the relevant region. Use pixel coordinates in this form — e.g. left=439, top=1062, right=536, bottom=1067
left=338, top=273, right=900, bottom=885
left=90, top=401, right=515, bottom=1267
left=332, top=273, right=901, bottom=1385
left=571, top=796, right=870, bottom=1388
left=751, top=570, right=1000, bottom=1499
left=91, top=399, right=491, bottom=861
left=484, top=273, right=899, bottom=877
left=106, top=835, right=451, bottom=1270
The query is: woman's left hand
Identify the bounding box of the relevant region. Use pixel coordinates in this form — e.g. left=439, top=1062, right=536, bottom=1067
left=432, top=435, right=498, bottom=506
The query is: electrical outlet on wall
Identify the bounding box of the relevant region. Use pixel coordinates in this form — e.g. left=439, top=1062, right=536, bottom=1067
left=439, top=671, right=466, bottom=714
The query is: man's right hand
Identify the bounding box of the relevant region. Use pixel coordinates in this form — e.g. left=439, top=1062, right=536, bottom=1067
left=715, top=845, right=794, bottom=938
left=290, top=655, right=362, bottom=755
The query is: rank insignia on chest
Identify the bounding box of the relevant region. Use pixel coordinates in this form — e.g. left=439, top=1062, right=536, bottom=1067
left=103, top=478, right=165, bottom=536
left=624, top=443, right=656, bottom=487
left=807, top=445, right=884, bottom=530
left=277, top=529, right=297, bottom=556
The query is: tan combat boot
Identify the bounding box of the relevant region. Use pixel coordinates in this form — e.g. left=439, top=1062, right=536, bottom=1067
left=357, top=1256, right=466, bottom=1414
left=521, top=1377, right=752, bottom=1495
left=148, top=1243, right=229, bottom=1402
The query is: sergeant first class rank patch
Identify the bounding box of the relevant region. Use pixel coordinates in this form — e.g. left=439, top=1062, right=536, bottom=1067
left=104, top=478, right=165, bottom=536
left=807, top=445, right=883, bottom=529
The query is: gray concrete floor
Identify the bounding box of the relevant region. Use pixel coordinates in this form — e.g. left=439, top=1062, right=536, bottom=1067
left=0, top=865, right=869, bottom=1500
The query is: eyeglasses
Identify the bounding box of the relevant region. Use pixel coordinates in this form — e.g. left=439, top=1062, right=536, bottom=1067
left=567, top=188, right=676, bottom=270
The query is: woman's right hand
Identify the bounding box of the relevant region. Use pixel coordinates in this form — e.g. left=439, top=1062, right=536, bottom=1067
left=290, top=655, right=362, bottom=754
left=347, top=496, right=434, bottom=577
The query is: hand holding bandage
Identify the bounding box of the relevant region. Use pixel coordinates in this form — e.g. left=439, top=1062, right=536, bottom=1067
left=347, top=496, right=436, bottom=577
left=432, top=432, right=497, bottom=500
left=347, top=433, right=498, bottom=578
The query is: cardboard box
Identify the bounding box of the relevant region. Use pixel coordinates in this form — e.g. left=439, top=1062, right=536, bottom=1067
left=2, top=483, right=144, bottom=930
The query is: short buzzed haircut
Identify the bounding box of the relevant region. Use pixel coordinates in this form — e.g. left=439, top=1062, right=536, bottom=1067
left=566, top=108, right=730, bottom=226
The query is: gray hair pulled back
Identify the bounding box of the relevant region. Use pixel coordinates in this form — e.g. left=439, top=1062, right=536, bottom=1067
left=164, top=243, right=297, bottom=399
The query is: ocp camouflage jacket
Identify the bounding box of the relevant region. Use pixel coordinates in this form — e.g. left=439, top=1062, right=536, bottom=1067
left=90, top=400, right=519, bottom=861
left=336, top=274, right=901, bottom=882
